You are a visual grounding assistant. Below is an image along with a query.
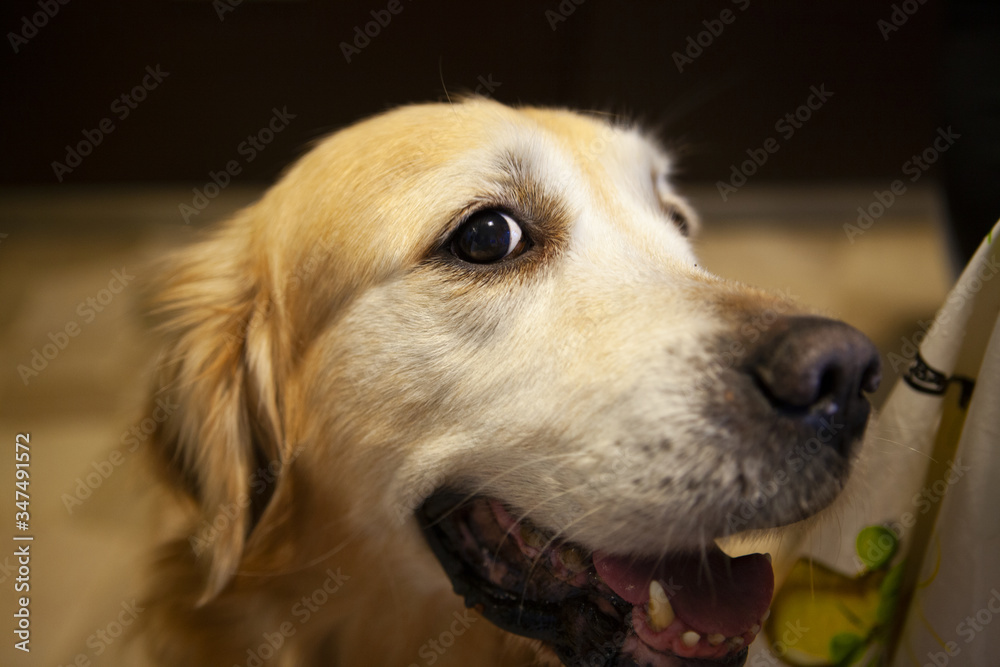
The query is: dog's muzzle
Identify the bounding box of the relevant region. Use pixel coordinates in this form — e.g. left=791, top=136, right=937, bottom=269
left=416, top=316, right=881, bottom=667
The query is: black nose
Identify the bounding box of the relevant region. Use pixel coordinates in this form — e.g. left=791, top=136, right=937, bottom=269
left=750, top=316, right=881, bottom=450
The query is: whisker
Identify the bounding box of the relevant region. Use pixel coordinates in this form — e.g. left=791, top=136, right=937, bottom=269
left=495, top=474, right=599, bottom=563
left=865, top=435, right=938, bottom=463
left=515, top=502, right=609, bottom=611
left=419, top=451, right=583, bottom=528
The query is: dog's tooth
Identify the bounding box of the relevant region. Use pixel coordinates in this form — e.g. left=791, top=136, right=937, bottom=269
left=559, top=546, right=585, bottom=571
left=750, top=624, right=760, bottom=635
left=762, top=609, right=771, bottom=622
left=707, top=634, right=726, bottom=646
left=519, top=524, right=547, bottom=549
left=681, top=631, right=701, bottom=647
left=647, top=580, right=675, bottom=631
left=729, top=636, right=745, bottom=648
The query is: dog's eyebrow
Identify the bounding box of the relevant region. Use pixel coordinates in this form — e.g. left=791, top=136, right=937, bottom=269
left=430, top=149, right=574, bottom=268
left=488, top=150, right=573, bottom=250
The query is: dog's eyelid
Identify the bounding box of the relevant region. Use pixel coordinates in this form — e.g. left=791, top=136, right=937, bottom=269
left=434, top=203, right=508, bottom=241
left=663, top=204, right=691, bottom=236
left=651, top=170, right=698, bottom=238
left=658, top=193, right=700, bottom=237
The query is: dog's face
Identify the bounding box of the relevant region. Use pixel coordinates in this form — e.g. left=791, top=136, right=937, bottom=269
left=148, top=99, right=880, bottom=667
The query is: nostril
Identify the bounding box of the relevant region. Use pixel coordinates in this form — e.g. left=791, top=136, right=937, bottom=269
left=804, top=364, right=847, bottom=417
left=861, top=358, right=882, bottom=395
left=748, top=316, right=880, bottom=416
left=816, top=365, right=841, bottom=404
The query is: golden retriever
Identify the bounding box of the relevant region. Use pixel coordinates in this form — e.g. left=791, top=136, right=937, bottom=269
left=140, top=98, right=881, bottom=667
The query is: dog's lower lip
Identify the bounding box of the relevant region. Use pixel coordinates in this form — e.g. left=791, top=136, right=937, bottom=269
left=417, top=492, right=772, bottom=667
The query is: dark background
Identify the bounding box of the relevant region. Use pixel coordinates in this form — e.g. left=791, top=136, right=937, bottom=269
left=2, top=0, right=945, bottom=186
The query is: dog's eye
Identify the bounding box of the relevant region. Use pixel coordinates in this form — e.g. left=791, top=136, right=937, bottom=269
left=450, top=210, right=527, bottom=264
left=663, top=204, right=690, bottom=236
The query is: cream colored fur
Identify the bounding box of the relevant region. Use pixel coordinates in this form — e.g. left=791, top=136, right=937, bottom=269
left=142, top=98, right=804, bottom=666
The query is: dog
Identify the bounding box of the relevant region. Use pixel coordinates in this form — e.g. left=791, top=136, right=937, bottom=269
left=141, top=97, right=881, bottom=667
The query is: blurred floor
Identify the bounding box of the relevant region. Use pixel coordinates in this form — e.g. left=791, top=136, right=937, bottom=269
left=0, top=184, right=953, bottom=666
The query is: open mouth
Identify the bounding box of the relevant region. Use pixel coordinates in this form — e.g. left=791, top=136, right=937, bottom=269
left=417, top=492, right=774, bottom=667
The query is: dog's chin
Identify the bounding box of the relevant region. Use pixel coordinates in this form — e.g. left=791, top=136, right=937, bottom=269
left=417, top=492, right=774, bottom=667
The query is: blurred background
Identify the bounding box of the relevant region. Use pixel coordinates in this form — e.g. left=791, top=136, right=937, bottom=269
left=1, top=1, right=999, bottom=665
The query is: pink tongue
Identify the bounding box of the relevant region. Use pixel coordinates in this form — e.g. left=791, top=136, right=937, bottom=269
left=593, top=549, right=773, bottom=637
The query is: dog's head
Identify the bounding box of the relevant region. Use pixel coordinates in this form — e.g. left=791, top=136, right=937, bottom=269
left=148, top=98, right=880, bottom=666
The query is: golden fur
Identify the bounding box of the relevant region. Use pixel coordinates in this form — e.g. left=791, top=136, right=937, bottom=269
left=140, top=98, right=861, bottom=666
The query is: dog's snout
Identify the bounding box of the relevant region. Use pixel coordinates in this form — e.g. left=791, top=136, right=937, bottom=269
left=750, top=316, right=881, bottom=452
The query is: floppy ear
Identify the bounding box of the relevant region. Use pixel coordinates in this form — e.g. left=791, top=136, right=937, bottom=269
left=147, top=218, right=286, bottom=603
